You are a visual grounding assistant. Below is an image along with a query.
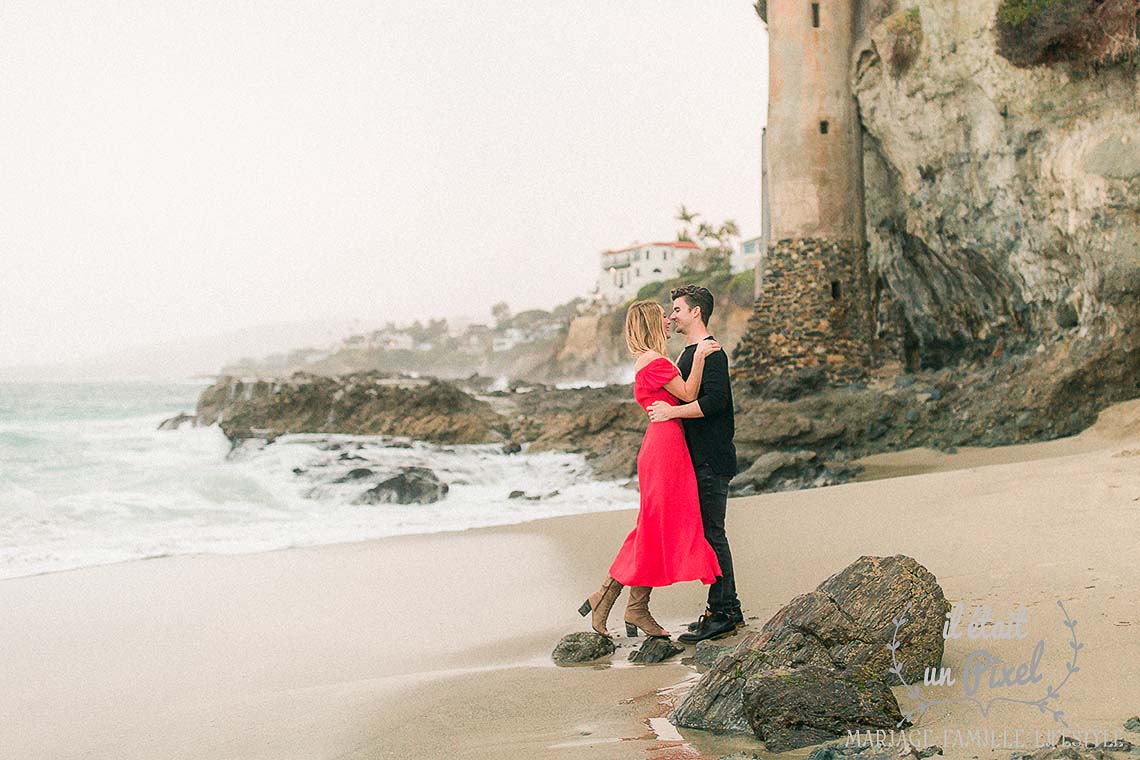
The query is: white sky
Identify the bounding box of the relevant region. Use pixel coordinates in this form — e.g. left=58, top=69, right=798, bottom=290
left=1, top=1, right=768, bottom=370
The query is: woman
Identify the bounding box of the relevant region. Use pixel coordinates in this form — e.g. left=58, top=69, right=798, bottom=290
left=578, top=299, right=722, bottom=638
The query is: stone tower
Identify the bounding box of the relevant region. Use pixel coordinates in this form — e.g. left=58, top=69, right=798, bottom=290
left=734, top=0, right=875, bottom=389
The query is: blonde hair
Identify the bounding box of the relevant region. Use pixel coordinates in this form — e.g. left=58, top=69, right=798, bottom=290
left=625, top=300, right=669, bottom=357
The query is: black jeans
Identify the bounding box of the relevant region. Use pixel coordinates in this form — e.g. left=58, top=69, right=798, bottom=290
left=695, top=462, right=739, bottom=615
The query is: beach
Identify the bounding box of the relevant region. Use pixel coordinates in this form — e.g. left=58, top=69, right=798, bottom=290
left=4, top=399, right=1140, bottom=760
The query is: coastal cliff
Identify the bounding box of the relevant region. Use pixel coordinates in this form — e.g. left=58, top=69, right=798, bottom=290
left=853, top=0, right=1140, bottom=368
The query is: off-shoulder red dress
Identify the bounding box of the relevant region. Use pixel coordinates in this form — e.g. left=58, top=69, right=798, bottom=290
left=608, top=356, right=722, bottom=587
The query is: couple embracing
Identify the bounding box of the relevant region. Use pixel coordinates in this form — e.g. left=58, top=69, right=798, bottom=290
left=578, top=285, right=742, bottom=645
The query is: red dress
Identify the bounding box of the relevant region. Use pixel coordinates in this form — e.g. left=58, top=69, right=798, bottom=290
left=608, top=357, right=722, bottom=587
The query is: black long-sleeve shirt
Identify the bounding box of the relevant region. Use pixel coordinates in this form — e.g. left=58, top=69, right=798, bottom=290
left=676, top=336, right=737, bottom=477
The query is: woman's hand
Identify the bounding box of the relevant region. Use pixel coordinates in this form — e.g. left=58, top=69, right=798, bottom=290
left=646, top=400, right=674, bottom=422
left=694, top=339, right=721, bottom=360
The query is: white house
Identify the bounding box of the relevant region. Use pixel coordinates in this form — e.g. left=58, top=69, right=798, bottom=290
left=595, top=241, right=700, bottom=304
left=734, top=235, right=765, bottom=275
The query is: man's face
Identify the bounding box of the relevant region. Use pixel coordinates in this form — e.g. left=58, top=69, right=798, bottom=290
left=670, top=297, right=698, bottom=333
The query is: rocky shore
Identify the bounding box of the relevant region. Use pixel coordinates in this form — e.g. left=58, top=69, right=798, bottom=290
left=183, top=320, right=1140, bottom=496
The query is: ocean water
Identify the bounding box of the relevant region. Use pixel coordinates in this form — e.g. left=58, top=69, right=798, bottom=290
left=0, top=382, right=636, bottom=579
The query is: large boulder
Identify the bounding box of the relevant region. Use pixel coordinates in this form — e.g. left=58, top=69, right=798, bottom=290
left=670, top=555, right=949, bottom=733
left=353, top=467, right=448, bottom=505
left=742, top=664, right=905, bottom=751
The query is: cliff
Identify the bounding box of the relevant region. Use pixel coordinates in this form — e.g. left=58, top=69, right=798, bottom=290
left=852, top=0, right=1140, bottom=369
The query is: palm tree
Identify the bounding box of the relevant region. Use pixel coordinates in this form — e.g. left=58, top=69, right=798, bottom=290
left=675, top=205, right=699, bottom=225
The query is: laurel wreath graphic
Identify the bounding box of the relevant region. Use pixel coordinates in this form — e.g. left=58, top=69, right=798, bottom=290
left=887, top=600, right=1082, bottom=729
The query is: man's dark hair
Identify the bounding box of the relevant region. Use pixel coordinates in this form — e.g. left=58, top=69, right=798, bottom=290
left=670, top=284, right=714, bottom=325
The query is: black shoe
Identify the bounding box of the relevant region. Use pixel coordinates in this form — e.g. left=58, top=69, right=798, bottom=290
left=687, top=606, right=744, bottom=631
left=685, top=608, right=712, bottom=632
left=678, top=611, right=737, bottom=644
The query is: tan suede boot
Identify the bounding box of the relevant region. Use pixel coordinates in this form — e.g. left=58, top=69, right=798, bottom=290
left=624, top=586, right=670, bottom=638
left=577, top=576, right=624, bottom=637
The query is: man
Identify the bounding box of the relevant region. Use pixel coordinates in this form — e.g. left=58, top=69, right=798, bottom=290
left=647, top=284, right=742, bottom=643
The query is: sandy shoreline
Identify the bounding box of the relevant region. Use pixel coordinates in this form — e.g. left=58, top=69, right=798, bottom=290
left=4, top=400, right=1140, bottom=759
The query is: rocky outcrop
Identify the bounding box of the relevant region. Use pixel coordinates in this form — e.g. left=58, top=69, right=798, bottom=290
left=853, top=0, right=1140, bottom=373
left=353, top=467, right=448, bottom=505
left=551, top=632, right=616, bottom=665
left=526, top=401, right=647, bottom=480
left=629, top=637, right=685, bottom=664
left=670, top=555, right=948, bottom=734
left=195, top=373, right=508, bottom=445
left=742, top=664, right=905, bottom=751
left=730, top=449, right=863, bottom=496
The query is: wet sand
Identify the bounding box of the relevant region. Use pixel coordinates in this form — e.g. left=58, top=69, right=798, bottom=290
left=3, top=400, right=1140, bottom=759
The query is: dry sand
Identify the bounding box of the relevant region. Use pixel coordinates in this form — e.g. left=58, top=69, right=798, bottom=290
left=3, top=400, right=1140, bottom=759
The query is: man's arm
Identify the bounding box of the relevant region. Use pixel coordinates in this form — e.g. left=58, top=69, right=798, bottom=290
left=694, top=350, right=730, bottom=417
left=647, top=350, right=729, bottom=422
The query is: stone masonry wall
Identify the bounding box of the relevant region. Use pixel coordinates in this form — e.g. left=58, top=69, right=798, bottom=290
left=733, top=238, right=877, bottom=389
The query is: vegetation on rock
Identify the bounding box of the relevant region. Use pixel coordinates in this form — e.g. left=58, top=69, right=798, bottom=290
left=883, top=8, right=923, bottom=77
left=996, top=0, right=1140, bottom=67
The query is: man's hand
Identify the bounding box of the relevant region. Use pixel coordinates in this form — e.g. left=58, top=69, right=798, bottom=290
left=647, top=400, right=674, bottom=422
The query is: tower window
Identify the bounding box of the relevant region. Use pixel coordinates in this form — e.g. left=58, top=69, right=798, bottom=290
left=820, top=120, right=830, bottom=134
left=831, top=280, right=842, bottom=299
left=811, top=2, right=820, bottom=27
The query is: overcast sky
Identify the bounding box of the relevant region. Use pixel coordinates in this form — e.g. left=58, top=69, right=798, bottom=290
left=1, top=1, right=768, bottom=371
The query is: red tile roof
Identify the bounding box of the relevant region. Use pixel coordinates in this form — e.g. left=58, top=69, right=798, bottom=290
left=603, top=241, right=700, bottom=255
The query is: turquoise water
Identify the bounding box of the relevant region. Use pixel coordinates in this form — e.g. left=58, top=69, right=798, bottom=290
left=0, top=381, right=634, bottom=579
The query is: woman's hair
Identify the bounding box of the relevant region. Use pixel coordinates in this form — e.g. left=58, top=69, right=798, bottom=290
left=625, top=300, right=668, bottom=357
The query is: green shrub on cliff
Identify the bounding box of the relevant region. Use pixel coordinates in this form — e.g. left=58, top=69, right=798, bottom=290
left=885, top=7, right=923, bottom=77
left=634, top=268, right=755, bottom=309
left=996, top=0, right=1140, bottom=67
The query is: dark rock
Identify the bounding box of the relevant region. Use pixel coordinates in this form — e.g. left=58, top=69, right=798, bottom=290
left=629, top=637, right=685, bottom=664
left=1056, top=302, right=1079, bottom=329
left=552, top=632, right=616, bottom=665
left=508, top=490, right=526, bottom=499
left=292, top=467, right=306, bottom=475
left=336, top=468, right=375, bottom=483
left=760, top=366, right=828, bottom=401
left=742, top=664, right=905, bottom=751
left=731, top=450, right=817, bottom=494
left=337, top=452, right=367, bottom=462
left=157, top=412, right=196, bottom=431
left=895, top=375, right=917, bottom=388
left=694, top=640, right=731, bottom=669
left=1126, top=716, right=1140, bottom=733
left=731, top=450, right=860, bottom=496
left=502, top=440, right=522, bottom=454
left=905, top=409, right=920, bottom=423
left=354, top=467, right=448, bottom=505
left=670, top=555, right=949, bottom=734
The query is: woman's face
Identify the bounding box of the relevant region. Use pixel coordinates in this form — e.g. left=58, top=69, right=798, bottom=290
left=659, top=305, right=670, bottom=337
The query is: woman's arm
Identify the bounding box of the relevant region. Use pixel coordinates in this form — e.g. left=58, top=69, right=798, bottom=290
left=661, top=340, right=720, bottom=402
